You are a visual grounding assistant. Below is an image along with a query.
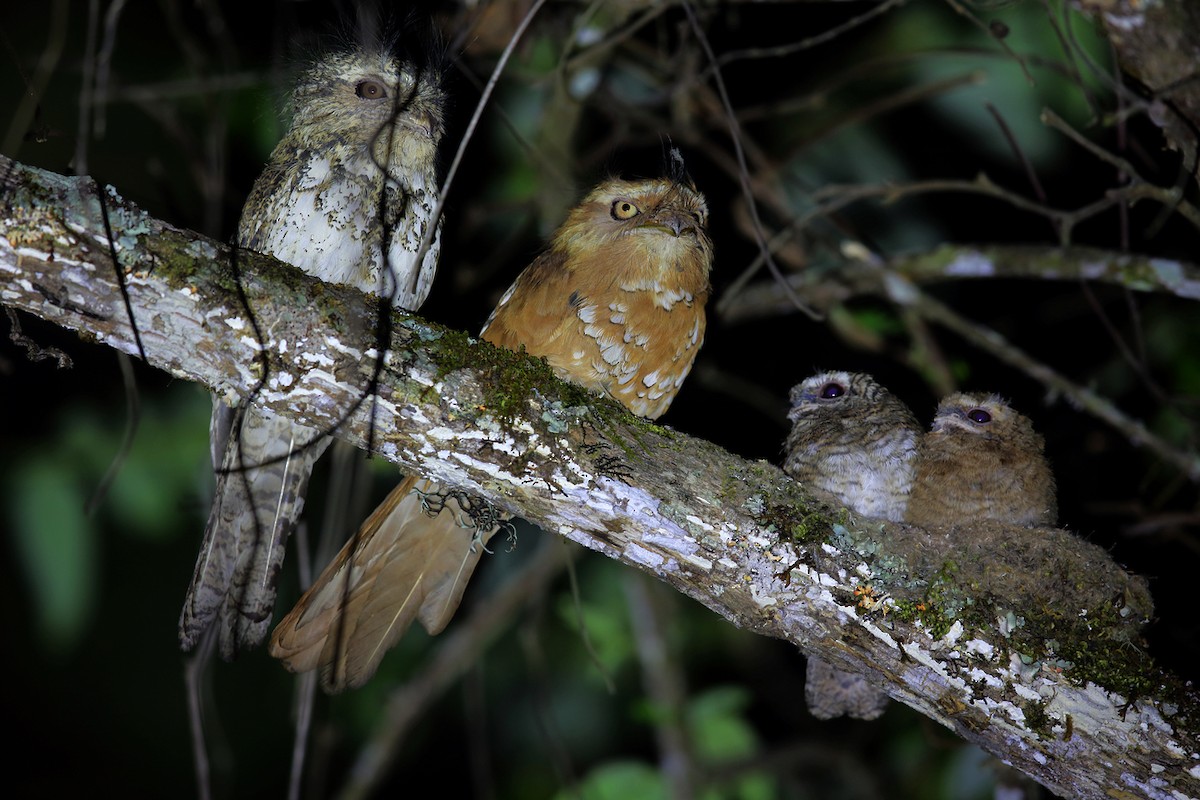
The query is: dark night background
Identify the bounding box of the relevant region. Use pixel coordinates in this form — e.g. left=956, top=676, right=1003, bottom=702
left=2, top=1, right=1197, bottom=798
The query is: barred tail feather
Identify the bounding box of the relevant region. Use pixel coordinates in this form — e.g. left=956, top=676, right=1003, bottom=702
left=179, top=402, right=329, bottom=657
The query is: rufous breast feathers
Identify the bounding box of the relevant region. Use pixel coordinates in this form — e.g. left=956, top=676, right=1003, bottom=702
left=482, top=177, right=713, bottom=419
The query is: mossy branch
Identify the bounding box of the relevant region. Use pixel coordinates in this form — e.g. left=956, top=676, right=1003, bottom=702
left=2, top=154, right=1197, bottom=799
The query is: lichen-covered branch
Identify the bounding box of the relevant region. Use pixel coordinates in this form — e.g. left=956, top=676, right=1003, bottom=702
left=1083, top=0, right=1200, bottom=177
left=720, top=243, right=1200, bottom=322
left=2, top=155, right=1198, bottom=799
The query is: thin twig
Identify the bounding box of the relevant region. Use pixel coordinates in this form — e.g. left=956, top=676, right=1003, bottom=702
left=405, top=0, right=549, bottom=301
left=719, top=243, right=1200, bottom=324
left=74, top=0, right=99, bottom=175
left=682, top=0, right=820, bottom=321
left=1, top=0, right=68, bottom=157
left=712, top=0, right=908, bottom=70
left=4, top=306, right=72, bottom=368
left=92, top=0, right=129, bottom=137
left=1042, top=108, right=1200, bottom=232
left=184, top=630, right=218, bottom=800
left=624, top=574, right=696, bottom=800
left=985, top=102, right=1055, bottom=238
left=889, top=277, right=1200, bottom=481
left=941, top=0, right=1035, bottom=85
left=84, top=351, right=140, bottom=515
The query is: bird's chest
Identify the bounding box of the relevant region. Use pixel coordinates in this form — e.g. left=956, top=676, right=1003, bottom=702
left=811, top=427, right=916, bottom=520
left=561, top=281, right=706, bottom=419
left=240, top=154, right=440, bottom=309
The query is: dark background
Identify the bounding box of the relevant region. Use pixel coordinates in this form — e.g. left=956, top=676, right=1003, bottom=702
left=2, top=1, right=1197, bottom=798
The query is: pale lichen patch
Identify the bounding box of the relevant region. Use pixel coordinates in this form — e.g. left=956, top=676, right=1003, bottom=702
left=678, top=553, right=713, bottom=571
left=941, top=620, right=964, bottom=646
left=322, top=335, right=363, bottom=360
left=625, top=542, right=665, bottom=569
left=965, top=638, right=995, bottom=658
left=1012, top=683, right=1045, bottom=703
left=967, top=667, right=1003, bottom=688
left=945, top=251, right=995, bottom=276
left=860, top=619, right=898, bottom=650
left=299, top=351, right=335, bottom=367
left=750, top=583, right=778, bottom=607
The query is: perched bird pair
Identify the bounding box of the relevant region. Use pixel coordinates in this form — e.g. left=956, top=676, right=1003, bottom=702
left=783, top=371, right=1056, bottom=720
left=271, top=162, right=713, bottom=691
left=179, top=40, right=715, bottom=691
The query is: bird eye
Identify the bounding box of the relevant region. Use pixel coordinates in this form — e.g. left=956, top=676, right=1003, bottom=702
left=820, top=382, right=845, bottom=399
left=611, top=200, right=641, bottom=220
left=967, top=408, right=992, bottom=424
left=355, top=80, right=388, bottom=100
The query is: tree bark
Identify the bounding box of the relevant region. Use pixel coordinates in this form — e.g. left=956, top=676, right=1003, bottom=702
left=2, top=155, right=1197, bottom=800
left=1085, top=0, right=1200, bottom=176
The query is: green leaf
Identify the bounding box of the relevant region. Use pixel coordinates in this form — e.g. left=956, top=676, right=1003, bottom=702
left=11, top=457, right=97, bottom=653
left=686, top=686, right=757, bottom=762
left=555, top=761, right=666, bottom=800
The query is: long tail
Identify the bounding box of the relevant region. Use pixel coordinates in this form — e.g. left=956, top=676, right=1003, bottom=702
left=269, top=475, right=502, bottom=693
left=179, top=401, right=329, bottom=658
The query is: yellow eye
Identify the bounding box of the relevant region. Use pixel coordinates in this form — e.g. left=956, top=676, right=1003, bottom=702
left=611, top=199, right=640, bottom=220
left=355, top=80, right=387, bottom=100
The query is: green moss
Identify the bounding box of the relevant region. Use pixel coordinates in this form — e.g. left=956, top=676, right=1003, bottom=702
left=780, top=505, right=831, bottom=544
left=746, top=492, right=832, bottom=546
left=408, top=324, right=673, bottom=474
left=891, top=597, right=955, bottom=639
left=1054, top=636, right=1156, bottom=700
left=1022, top=700, right=1052, bottom=738
left=437, top=329, right=558, bottom=419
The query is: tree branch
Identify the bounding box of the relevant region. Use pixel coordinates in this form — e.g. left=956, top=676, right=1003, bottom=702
left=719, top=243, right=1200, bottom=323
left=720, top=243, right=1200, bottom=481
left=2, top=154, right=1197, bottom=800
left=1083, top=0, right=1200, bottom=177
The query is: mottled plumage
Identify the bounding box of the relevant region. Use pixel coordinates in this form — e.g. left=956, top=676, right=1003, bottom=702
left=783, top=371, right=921, bottom=721
left=483, top=176, right=711, bottom=417
left=905, top=393, right=1056, bottom=529
left=784, top=371, right=920, bottom=522
left=180, top=42, right=446, bottom=658
left=270, top=163, right=713, bottom=691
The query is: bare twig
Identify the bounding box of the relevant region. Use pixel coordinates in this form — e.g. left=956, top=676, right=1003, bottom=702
left=624, top=574, right=696, bottom=800
left=682, top=1, right=820, bottom=321
left=2, top=0, right=68, bottom=157
left=83, top=351, right=140, bottom=515
left=712, top=0, right=908, bottom=70
left=886, top=276, right=1200, bottom=480
left=406, top=0, right=549, bottom=301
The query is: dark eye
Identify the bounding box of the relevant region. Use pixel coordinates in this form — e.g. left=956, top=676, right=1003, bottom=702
left=611, top=200, right=640, bottom=220
left=967, top=408, right=992, bottom=424
left=355, top=80, right=387, bottom=100
left=820, top=382, right=845, bottom=400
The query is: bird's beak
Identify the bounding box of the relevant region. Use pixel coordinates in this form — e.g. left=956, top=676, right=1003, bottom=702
left=647, top=211, right=695, bottom=238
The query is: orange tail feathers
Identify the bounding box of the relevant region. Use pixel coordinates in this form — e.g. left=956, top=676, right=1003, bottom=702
left=269, top=475, right=501, bottom=692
